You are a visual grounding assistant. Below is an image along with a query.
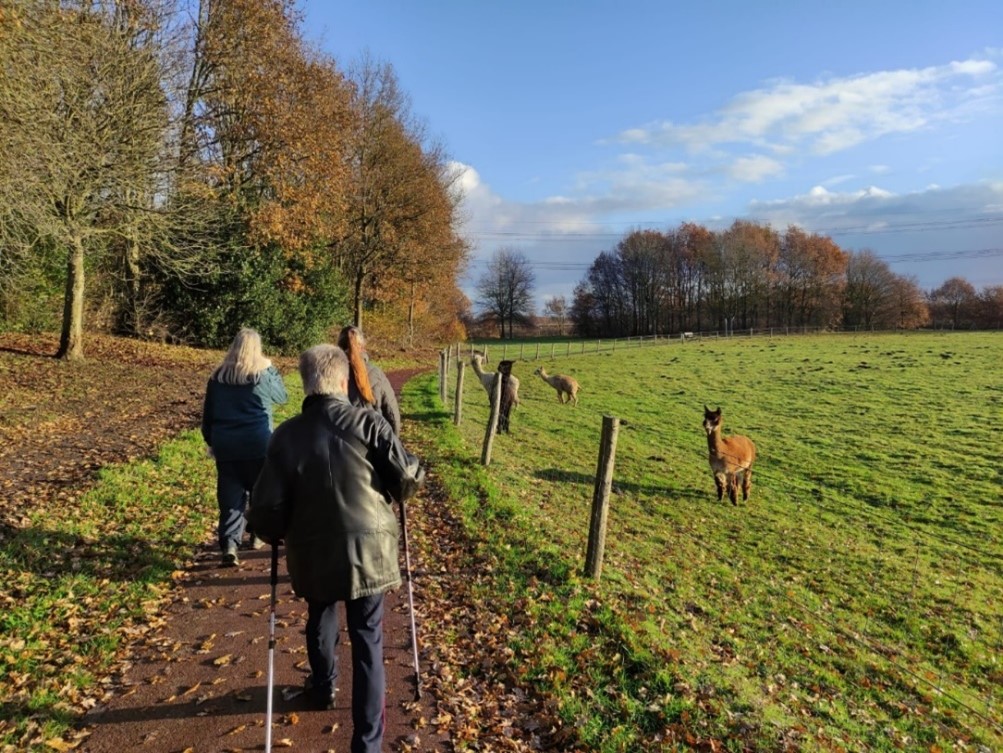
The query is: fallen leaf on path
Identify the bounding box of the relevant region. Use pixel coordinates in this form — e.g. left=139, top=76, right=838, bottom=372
left=44, top=739, right=80, bottom=751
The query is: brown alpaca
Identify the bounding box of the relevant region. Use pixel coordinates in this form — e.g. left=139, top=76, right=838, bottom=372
left=703, top=406, right=756, bottom=505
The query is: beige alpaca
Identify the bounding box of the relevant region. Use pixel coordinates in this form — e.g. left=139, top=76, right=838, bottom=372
left=470, top=353, right=520, bottom=405
left=533, top=367, right=580, bottom=406
left=703, top=406, right=756, bottom=505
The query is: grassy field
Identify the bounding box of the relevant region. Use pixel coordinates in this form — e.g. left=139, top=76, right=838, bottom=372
left=420, top=331, right=1002, bottom=751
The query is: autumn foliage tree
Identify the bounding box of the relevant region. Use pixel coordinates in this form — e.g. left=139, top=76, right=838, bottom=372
left=152, top=0, right=358, bottom=349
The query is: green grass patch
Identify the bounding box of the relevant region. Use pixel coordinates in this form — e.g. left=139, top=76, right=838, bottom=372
left=406, top=331, right=1003, bottom=751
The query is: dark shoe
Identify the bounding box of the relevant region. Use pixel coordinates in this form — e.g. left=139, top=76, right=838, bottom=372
left=222, top=542, right=239, bottom=567
left=304, top=675, right=336, bottom=710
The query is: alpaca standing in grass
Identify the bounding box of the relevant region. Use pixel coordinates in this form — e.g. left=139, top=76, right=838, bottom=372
left=533, top=366, right=580, bottom=406
left=470, top=353, right=520, bottom=406
left=703, top=406, right=756, bottom=505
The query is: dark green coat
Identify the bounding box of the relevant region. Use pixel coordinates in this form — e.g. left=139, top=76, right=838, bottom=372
left=248, top=394, right=423, bottom=602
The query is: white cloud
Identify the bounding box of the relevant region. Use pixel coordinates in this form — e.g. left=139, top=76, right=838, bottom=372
left=616, top=58, right=1000, bottom=156
left=749, top=181, right=1002, bottom=233
left=729, top=154, right=784, bottom=182
left=822, top=174, right=856, bottom=187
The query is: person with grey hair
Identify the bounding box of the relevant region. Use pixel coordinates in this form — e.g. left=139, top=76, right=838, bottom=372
left=201, top=327, right=287, bottom=566
left=248, top=344, right=425, bottom=753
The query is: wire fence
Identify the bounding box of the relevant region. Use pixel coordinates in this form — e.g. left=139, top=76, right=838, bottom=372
left=449, top=325, right=952, bottom=366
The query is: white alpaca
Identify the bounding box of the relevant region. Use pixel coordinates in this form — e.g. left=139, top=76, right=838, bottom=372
left=533, top=367, right=580, bottom=406
left=470, top=353, right=520, bottom=405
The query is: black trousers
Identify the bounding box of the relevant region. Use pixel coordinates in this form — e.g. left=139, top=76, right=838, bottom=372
left=306, top=593, right=385, bottom=753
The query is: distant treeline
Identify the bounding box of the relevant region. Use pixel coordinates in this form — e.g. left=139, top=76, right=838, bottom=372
left=0, top=0, right=469, bottom=358
left=569, top=223, right=1002, bottom=336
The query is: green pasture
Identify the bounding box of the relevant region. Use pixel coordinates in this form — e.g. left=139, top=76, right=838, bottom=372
left=424, top=331, right=1002, bottom=751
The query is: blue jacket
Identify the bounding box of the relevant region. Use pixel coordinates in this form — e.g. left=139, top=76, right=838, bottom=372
left=201, top=365, right=288, bottom=461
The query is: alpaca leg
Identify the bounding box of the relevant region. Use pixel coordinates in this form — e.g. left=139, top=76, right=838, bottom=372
left=713, top=472, right=726, bottom=501
left=727, top=475, right=739, bottom=505
left=742, top=468, right=752, bottom=500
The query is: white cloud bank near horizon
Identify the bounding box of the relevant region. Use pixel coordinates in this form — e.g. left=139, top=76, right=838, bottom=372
left=455, top=160, right=1003, bottom=304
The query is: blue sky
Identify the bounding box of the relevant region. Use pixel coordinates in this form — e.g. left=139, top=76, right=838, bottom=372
left=302, top=1, right=1003, bottom=307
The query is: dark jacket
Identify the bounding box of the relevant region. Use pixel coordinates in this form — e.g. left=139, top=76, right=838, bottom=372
left=348, top=360, right=401, bottom=436
left=201, top=365, right=288, bottom=461
left=248, top=393, right=423, bottom=602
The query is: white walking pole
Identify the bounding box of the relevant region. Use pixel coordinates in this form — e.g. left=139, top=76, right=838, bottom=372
left=265, top=543, right=278, bottom=753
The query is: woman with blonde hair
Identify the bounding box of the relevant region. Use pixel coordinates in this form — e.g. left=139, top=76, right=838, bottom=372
left=201, top=328, right=288, bottom=566
left=336, top=325, right=401, bottom=435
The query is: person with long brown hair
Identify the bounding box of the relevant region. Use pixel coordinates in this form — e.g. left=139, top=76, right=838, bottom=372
left=336, top=325, right=401, bottom=435
left=201, top=328, right=287, bottom=566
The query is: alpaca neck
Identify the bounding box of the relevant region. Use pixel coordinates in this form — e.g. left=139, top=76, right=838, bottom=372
left=706, top=426, right=724, bottom=456
left=472, top=359, right=487, bottom=378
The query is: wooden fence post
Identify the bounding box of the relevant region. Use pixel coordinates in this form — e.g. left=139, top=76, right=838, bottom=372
left=551, top=343, right=555, bottom=359
left=444, top=347, right=452, bottom=396
left=535, top=343, right=540, bottom=359
left=438, top=350, right=447, bottom=403
left=480, top=374, right=502, bottom=466
left=453, top=361, right=465, bottom=426
left=584, top=415, right=620, bottom=580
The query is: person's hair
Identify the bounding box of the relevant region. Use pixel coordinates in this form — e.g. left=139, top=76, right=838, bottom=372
left=212, top=328, right=271, bottom=385
left=300, top=344, right=349, bottom=397
left=337, top=325, right=375, bottom=405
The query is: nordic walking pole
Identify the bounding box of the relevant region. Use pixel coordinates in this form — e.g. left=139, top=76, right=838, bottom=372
left=265, top=542, right=278, bottom=753
left=398, top=500, right=422, bottom=700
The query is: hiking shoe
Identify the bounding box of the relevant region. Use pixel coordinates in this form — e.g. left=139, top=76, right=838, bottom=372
left=251, top=535, right=266, bottom=550
left=304, top=675, right=336, bottom=710
left=222, top=542, right=239, bottom=567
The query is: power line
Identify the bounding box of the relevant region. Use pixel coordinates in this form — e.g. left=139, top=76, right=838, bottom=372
left=464, top=247, right=1003, bottom=269
left=462, top=215, right=1003, bottom=240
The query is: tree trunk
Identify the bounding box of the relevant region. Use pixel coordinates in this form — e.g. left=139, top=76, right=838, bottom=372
left=57, top=235, right=86, bottom=360
left=407, top=282, right=416, bottom=347
left=353, top=270, right=365, bottom=329
left=123, top=235, right=142, bottom=335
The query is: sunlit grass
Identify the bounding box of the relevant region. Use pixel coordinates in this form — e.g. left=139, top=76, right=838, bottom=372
left=410, top=331, right=1003, bottom=751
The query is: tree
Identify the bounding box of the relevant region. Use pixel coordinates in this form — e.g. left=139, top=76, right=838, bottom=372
left=156, top=0, right=355, bottom=349
left=928, top=277, right=977, bottom=329
left=975, top=285, right=1003, bottom=329
left=616, top=230, right=666, bottom=335
left=475, top=249, right=536, bottom=339
left=889, top=275, right=929, bottom=329
left=0, top=1, right=172, bottom=358
left=334, top=55, right=464, bottom=331
left=777, top=227, right=847, bottom=328
left=543, top=295, right=568, bottom=335
left=843, top=249, right=898, bottom=328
